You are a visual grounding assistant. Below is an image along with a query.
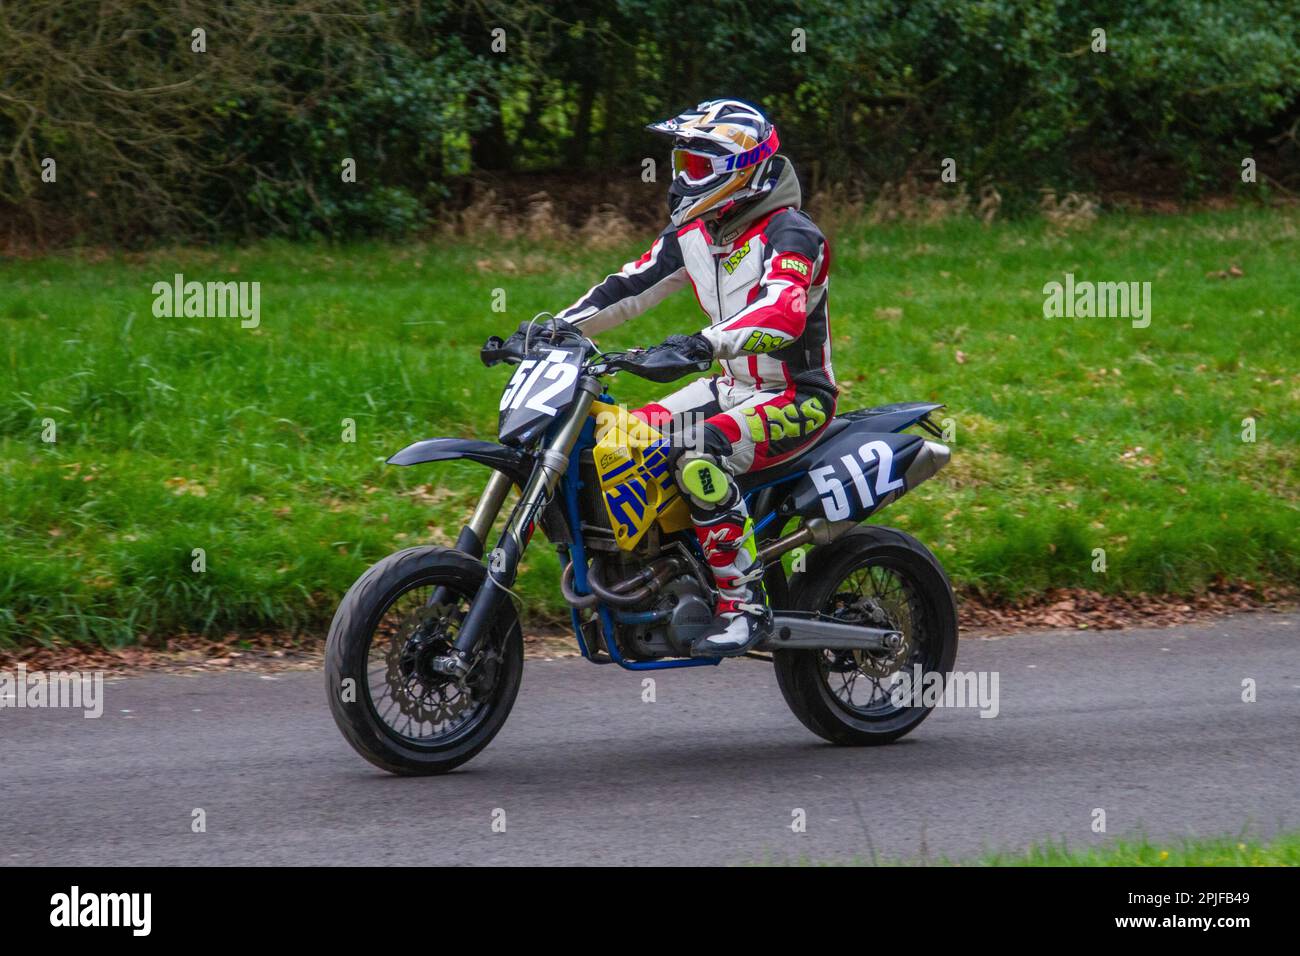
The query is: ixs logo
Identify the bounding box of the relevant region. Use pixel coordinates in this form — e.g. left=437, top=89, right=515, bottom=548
left=741, top=329, right=789, bottom=354
left=0, top=665, right=103, bottom=718
left=50, top=886, right=151, bottom=936
left=778, top=256, right=809, bottom=277
left=740, top=396, right=827, bottom=444
left=722, top=241, right=751, bottom=274
left=152, top=272, right=261, bottom=328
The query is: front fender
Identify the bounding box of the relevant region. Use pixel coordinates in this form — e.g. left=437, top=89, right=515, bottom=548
left=387, top=437, right=531, bottom=488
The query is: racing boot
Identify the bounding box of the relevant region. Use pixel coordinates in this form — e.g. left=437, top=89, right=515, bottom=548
left=678, top=457, right=772, bottom=657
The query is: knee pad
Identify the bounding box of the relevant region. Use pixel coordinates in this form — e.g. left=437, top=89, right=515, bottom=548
left=678, top=455, right=732, bottom=504
left=676, top=421, right=738, bottom=504
left=672, top=422, right=737, bottom=508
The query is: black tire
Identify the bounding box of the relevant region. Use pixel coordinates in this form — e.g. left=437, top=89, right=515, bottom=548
left=775, top=526, right=958, bottom=745
left=325, top=546, right=523, bottom=775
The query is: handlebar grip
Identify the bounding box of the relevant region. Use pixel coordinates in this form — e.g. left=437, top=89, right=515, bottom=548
left=480, top=335, right=510, bottom=367
left=613, top=350, right=711, bottom=384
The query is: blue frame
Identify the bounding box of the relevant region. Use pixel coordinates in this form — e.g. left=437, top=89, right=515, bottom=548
left=558, top=408, right=722, bottom=670
left=547, top=396, right=938, bottom=669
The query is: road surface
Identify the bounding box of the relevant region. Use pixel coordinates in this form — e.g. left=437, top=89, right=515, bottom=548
left=2, top=611, right=1297, bottom=865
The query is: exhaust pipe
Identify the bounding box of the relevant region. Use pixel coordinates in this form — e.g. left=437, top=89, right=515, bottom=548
left=905, top=439, right=950, bottom=487
left=756, top=516, right=857, bottom=565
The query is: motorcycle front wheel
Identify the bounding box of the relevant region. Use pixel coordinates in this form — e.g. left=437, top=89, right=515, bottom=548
left=325, top=546, right=523, bottom=775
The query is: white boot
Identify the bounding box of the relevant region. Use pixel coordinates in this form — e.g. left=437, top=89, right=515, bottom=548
left=690, top=507, right=772, bottom=657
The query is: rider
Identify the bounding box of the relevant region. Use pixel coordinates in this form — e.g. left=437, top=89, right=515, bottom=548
left=556, top=98, right=836, bottom=657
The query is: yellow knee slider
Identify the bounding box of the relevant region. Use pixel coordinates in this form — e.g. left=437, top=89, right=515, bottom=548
left=679, top=456, right=731, bottom=504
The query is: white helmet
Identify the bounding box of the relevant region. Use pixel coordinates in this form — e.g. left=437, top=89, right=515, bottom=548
left=647, top=98, right=781, bottom=226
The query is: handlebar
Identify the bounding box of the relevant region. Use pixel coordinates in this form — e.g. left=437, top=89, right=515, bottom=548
left=480, top=332, right=710, bottom=384
left=479, top=334, right=517, bottom=367
left=597, top=350, right=712, bottom=383
left=481, top=317, right=592, bottom=367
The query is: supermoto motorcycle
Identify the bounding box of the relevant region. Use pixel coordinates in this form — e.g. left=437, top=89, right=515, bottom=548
left=325, top=318, right=957, bottom=775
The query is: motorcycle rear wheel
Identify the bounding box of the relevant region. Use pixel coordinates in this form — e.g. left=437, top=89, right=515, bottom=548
left=775, top=526, right=958, bottom=745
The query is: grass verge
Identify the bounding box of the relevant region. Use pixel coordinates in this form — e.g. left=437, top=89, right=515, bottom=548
left=1, top=206, right=1297, bottom=646
left=781, top=831, right=1300, bottom=866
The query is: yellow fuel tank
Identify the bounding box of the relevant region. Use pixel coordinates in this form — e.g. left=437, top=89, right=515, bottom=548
left=590, top=400, right=693, bottom=549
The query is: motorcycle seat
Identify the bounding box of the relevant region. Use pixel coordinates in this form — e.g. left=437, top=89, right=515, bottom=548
left=735, top=416, right=853, bottom=493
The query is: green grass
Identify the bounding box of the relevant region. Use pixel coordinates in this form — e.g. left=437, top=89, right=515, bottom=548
left=1, top=207, right=1297, bottom=646
left=791, top=831, right=1300, bottom=866
left=971, top=832, right=1300, bottom=866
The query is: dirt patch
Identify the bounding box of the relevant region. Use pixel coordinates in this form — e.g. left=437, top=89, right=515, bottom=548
left=956, top=580, right=1297, bottom=637
left=3, top=582, right=1293, bottom=675
left=0, top=628, right=584, bottom=677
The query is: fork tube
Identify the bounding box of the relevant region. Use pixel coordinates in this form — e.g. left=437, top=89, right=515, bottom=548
left=427, top=469, right=515, bottom=611
left=454, top=469, right=513, bottom=559
left=449, top=378, right=600, bottom=662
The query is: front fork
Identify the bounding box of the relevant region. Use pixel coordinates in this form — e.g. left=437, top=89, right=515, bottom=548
left=420, top=467, right=511, bottom=614
left=449, top=469, right=513, bottom=562
left=432, top=378, right=599, bottom=677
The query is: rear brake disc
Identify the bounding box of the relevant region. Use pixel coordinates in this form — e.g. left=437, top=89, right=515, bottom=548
left=832, top=594, right=913, bottom=679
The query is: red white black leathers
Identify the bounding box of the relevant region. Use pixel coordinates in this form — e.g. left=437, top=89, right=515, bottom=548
left=559, top=155, right=837, bottom=655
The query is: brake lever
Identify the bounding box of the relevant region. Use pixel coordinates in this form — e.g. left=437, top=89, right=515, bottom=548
left=480, top=335, right=522, bottom=367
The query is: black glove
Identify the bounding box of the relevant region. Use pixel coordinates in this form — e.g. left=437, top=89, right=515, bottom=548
left=483, top=317, right=584, bottom=366
left=620, top=332, right=714, bottom=383
left=513, top=316, right=582, bottom=344
left=652, top=333, right=714, bottom=363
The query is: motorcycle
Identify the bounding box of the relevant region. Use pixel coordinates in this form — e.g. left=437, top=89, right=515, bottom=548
left=325, top=318, right=958, bottom=775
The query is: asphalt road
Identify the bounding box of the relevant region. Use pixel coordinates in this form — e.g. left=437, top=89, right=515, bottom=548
left=2, top=611, right=1297, bottom=866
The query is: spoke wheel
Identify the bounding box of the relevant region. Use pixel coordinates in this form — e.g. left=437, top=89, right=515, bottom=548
left=326, top=547, right=523, bottom=775
left=367, top=587, right=498, bottom=746
left=816, top=563, right=931, bottom=718
left=774, top=527, right=958, bottom=746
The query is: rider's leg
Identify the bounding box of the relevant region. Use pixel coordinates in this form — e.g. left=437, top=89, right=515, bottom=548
left=676, top=441, right=769, bottom=656
left=628, top=375, right=720, bottom=434
left=675, top=388, right=836, bottom=657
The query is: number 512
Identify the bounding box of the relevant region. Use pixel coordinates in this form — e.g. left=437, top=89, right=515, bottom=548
left=810, top=440, right=904, bottom=520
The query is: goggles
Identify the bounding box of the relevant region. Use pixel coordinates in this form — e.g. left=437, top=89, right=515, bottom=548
left=671, top=128, right=780, bottom=182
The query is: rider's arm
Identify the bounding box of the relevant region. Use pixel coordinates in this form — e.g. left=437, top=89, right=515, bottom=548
left=699, top=212, right=825, bottom=361
left=556, top=225, right=689, bottom=335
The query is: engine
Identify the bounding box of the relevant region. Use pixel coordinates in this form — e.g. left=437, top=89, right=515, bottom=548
left=583, top=541, right=716, bottom=660
left=624, top=575, right=715, bottom=659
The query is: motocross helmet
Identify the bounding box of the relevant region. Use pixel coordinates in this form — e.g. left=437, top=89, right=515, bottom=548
left=647, top=98, right=781, bottom=226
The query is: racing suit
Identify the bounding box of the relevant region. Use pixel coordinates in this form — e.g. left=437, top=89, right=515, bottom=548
left=557, top=156, right=836, bottom=651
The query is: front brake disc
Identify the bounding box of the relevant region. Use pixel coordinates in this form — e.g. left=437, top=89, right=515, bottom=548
left=385, top=606, right=476, bottom=725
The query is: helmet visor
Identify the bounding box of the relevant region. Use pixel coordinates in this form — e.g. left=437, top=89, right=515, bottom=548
left=672, top=147, right=720, bottom=183
left=670, top=127, right=781, bottom=185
